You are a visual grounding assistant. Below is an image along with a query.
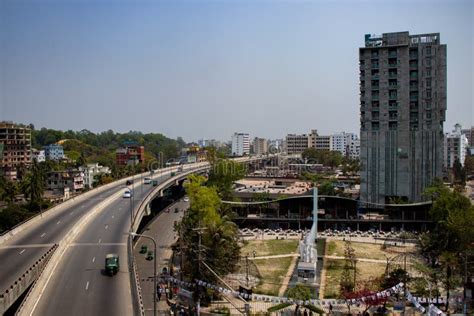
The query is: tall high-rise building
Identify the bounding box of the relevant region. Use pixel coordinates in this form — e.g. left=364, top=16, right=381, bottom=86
left=231, top=133, right=250, bottom=156
left=360, top=32, right=446, bottom=204
left=253, top=137, right=268, bottom=155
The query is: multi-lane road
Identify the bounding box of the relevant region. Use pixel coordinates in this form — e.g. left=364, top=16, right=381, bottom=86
left=0, top=184, right=120, bottom=296
left=0, top=155, right=276, bottom=315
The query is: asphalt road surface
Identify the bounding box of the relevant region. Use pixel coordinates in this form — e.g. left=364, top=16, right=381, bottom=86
left=31, top=173, right=170, bottom=316
left=0, top=184, right=121, bottom=294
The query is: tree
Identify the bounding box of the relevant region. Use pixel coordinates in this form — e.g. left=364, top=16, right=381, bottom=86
left=452, top=158, right=466, bottom=185
left=464, top=156, right=474, bottom=175
left=302, top=148, right=343, bottom=169
left=20, top=159, right=46, bottom=203
left=0, top=178, right=19, bottom=204
left=178, top=175, right=240, bottom=293
left=381, top=268, right=409, bottom=289
left=420, top=179, right=474, bottom=312
left=207, top=159, right=246, bottom=201
left=318, top=181, right=336, bottom=196
left=286, top=284, right=313, bottom=315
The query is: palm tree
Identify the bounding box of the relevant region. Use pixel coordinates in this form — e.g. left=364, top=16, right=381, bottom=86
left=0, top=177, right=19, bottom=204
left=20, top=160, right=45, bottom=203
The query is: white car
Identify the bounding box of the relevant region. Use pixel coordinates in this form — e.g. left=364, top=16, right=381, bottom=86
left=123, top=190, right=132, bottom=198
left=143, top=177, right=152, bottom=184
left=183, top=197, right=189, bottom=202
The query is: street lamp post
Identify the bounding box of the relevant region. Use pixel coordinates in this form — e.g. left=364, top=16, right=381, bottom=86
left=130, top=232, right=157, bottom=316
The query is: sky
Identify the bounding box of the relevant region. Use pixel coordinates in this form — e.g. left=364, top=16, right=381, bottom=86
left=1, top=0, right=473, bottom=142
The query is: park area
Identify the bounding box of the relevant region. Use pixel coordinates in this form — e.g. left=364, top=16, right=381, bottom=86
left=240, top=239, right=299, bottom=296
left=321, top=239, right=422, bottom=298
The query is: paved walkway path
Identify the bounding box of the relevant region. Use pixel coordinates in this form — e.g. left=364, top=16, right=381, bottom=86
left=251, top=253, right=392, bottom=264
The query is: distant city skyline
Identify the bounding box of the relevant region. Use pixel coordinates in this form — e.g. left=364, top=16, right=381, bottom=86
left=1, top=0, right=473, bottom=142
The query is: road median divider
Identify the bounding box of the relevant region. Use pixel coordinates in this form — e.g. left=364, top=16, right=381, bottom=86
left=17, top=189, right=124, bottom=316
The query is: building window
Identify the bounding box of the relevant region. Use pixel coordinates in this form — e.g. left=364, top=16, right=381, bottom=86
left=372, top=122, right=380, bottom=131
left=426, top=68, right=431, bottom=77
left=426, top=46, right=432, bottom=55
left=425, top=57, right=431, bottom=66
left=426, top=79, right=431, bottom=88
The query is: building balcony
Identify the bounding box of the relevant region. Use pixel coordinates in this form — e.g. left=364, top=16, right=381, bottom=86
left=410, top=95, right=418, bottom=101
left=410, top=85, right=418, bottom=91
left=371, top=64, right=379, bottom=69
left=371, top=95, right=379, bottom=101
left=372, top=74, right=379, bottom=80
left=389, top=94, right=397, bottom=101
left=388, top=51, right=397, bottom=58
left=388, top=73, right=398, bottom=79
left=410, top=73, right=418, bottom=79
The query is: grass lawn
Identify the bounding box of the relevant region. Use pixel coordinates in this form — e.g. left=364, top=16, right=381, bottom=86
left=325, top=240, right=418, bottom=261
left=252, top=257, right=294, bottom=296
left=240, top=239, right=299, bottom=296
left=240, top=239, right=299, bottom=257
left=323, top=259, right=386, bottom=298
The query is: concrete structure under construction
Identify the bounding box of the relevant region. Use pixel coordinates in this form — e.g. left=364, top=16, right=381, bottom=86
left=0, top=121, right=32, bottom=179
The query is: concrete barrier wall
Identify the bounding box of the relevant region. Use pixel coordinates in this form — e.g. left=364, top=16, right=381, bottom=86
left=131, top=165, right=210, bottom=233
left=0, top=168, right=178, bottom=246
left=17, top=190, right=124, bottom=316
left=0, top=173, right=139, bottom=245
left=128, top=235, right=145, bottom=316
left=0, top=244, right=58, bottom=315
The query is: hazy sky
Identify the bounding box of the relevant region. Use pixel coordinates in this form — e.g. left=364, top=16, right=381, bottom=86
left=1, top=0, right=473, bottom=142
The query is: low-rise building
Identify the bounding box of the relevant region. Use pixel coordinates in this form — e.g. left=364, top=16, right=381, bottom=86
left=79, top=163, right=111, bottom=188
left=116, top=142, right=145, bottom=166
left=286, top=134, right=310, bottom=154
left=32, top=149, right=46, bottom=162
left=185, top=146, right=207, bottom=163
left=44, top=144, right=65, bottom=161
left=46, top=170, right=84, bottom=194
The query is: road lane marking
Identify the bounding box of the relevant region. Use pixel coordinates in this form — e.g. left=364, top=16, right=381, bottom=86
left=70, top=211, right=74, bottom=215
left=111, top=215, right=115, bottom=219
left=57, top=220, right=61, bottom=225
left=19, top=249, right=26, bottom=255
left=40, top=233, right=46, bottom=238
left=85, top=281, right=89, bottom=290
left=98, top=238, right=102, bottom=244
left=104, top=225, right=108, bottom=230
left=92, top=257, right=95, bottom=263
